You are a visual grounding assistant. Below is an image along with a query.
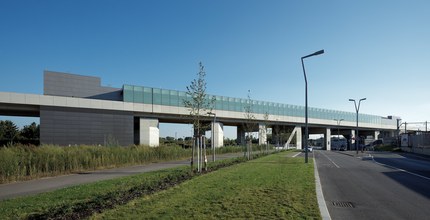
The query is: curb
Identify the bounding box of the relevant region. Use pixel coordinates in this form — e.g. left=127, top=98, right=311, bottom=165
left=313, top=154, right=331, bottom=220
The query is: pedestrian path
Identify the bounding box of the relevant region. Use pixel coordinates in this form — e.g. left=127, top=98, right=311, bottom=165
left=0, top=152, right=245, bottom=201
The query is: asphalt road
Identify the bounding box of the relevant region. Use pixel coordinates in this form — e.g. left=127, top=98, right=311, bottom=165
left=0, top=152, right=245, bottom=201
left=314, top=150, right=430, bottom=220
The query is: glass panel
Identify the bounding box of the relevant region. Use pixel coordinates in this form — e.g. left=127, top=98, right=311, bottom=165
left=123, top=85, right=134, bottom=102
left=170, top=90, right=179, bottom=106
left=153, top=88, right=162, bottom=105
left=222, top=96, right=229, bottom=111
left=161, top=89, right=170, bottom=105
left=178, top=91, right=186, bottom=107
left=143, top=87, right=153, bottom=104
left=228, top=97, right=235, bottom=111
left=215, top=96, right=223, bottom=110
left=133, top=86, right=143, bottom=103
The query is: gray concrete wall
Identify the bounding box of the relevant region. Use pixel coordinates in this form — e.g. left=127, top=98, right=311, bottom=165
left=40, top=106, right=133, bottom=146
left=44, top=71, right=122, bottom=101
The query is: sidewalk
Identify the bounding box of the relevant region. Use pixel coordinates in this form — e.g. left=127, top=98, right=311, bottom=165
left=0, top=152, right=246, bottom=201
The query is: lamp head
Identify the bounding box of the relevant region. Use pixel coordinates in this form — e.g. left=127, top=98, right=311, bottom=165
left=302, top=49, right=325, bottom=59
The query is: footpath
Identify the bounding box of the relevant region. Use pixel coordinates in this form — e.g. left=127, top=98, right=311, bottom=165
left=0, top=152, right=248, bottom=201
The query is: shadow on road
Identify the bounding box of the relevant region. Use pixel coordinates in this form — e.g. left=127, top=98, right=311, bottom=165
left=382, top=171, right=430, bottom=200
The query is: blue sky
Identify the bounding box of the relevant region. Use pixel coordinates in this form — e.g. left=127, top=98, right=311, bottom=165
left=1, top=0, right=429, bottom=137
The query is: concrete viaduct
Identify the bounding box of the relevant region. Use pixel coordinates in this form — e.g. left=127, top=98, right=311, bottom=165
left=0, top=71, right=400, bottom=150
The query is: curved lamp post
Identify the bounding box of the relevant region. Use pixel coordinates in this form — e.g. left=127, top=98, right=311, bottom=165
left=349, top=98, right=366, bottom=154
left=301, top=49, right=324, bottom=163
left=334, top=119, right=344, bottom=149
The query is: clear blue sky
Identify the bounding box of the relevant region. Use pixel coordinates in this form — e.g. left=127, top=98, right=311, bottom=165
left=1, top=0, right=429, bottom=137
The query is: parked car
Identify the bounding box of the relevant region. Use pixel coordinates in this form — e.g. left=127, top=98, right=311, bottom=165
left=302, top=146, right=313, bottom=152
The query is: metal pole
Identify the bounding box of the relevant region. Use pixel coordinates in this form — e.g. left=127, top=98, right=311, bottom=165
left=356, top=108, right=359, bottom=154
left=301, top=58, right=308, bottom=163
left=213, top=115, right=216, bottom=162
left=301, top=49, right=324, bottom=163
left=349, top=98, right=365, bottom=154
left=196, top=136, right=200, bottom=172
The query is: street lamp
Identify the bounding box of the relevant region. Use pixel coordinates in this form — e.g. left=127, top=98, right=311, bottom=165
left=334, top=119, right=344, bottom=149
left=301, top=49, right=324, bottom=163
left=349, top=98, right=366, bottom=154
left=207, top=112, right=216, bottom=162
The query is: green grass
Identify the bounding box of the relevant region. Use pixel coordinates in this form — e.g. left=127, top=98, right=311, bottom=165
left=0, top=154, right=255, bottom=219
left=374, top=144, right=401, bottom=152
left=91, top=151, right=320, bottom=220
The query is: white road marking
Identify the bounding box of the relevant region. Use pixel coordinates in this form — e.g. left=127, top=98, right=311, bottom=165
left=313, top=152, right=332, bottom=220
left=370, top=155, right=430, bottom=181
left=292, top=152, right=301, bottom=158
left=319, top=151, right=340, bottom=168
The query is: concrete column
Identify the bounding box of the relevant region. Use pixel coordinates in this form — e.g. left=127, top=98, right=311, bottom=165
left=258, top=124, right=267, bottom=145
left=140, top=118, right=159, bottom=147
left=213, top=122, right=224, bottom=148
left=296, top=126, right=302, bottom=150
left=237, top=126, right=246, bottom=146
left=325, top=128, right=331, bottom=151
left=375, top=131, right=380, bottom=140
left=351, top=130, right=356, bottom=150
left=286, top=126, right=302, bottom=149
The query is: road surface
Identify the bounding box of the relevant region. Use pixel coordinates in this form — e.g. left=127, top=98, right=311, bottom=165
left=314, top=150, right=430, bottom=220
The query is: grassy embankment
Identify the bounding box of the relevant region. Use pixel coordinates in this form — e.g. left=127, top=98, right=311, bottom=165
left=0, top=152, right=266, bottom=219
left=0, top=150, right=320, bottom=219
left=92, top=151, right=320, bottom=219
left=0, top=144, right=251, bottom=184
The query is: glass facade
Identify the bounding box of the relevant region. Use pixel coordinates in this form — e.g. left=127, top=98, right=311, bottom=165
left=123, top=84, right=391, bottom=125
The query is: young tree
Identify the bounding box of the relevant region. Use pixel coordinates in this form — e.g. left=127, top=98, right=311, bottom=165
left=183, top=62, right=215, bottom=172
left=243, top=90, right=256, bottom=160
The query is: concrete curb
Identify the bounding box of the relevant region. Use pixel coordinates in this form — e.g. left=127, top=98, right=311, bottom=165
left=313, top=154, right=331, bottom=220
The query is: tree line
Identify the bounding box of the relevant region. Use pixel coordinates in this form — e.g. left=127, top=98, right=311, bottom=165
left=0, top=120, right=40, bottom=146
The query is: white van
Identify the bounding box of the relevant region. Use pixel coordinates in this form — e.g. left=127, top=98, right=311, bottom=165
left=331, top=138, right=347, bottom=150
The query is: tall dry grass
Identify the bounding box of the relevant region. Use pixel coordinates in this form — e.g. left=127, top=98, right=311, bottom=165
left=0, top=145, right=192, bottom=184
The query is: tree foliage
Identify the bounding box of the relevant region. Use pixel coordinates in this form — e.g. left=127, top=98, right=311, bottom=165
left=0, top=120, right=19, bottom=143
left=0, top=120, right=40, bottom=146
left=183, top=62, right=215, bottom=136
left=243, top=90, right=256, bottom=159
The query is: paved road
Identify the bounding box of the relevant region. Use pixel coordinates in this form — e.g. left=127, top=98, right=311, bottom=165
left=0, top=152, right=246, bottom=201
left=314, top=150, right=430, bottom=220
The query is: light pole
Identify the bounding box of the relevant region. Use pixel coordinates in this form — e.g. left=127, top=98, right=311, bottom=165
left=301, top=49, right=324, bottom=163
left=207, top=112, right=216, bottom=162
left=334, top=119, right=344, bottom=137
left=349, top=98, right=366, bottom=154
left=334, top=118, right=344, bottom=148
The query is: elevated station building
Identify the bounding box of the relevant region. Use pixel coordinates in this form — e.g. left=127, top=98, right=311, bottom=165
left=0, top=71, right=400, bottom=149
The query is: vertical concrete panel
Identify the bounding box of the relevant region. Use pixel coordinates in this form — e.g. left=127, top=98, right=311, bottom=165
left=296, top=127, right=302, bottom=150
left=213, top=122, right=224, bottom=148
left=258, top=124, right=267, bottom=145
left=139, top=118, right=159, bottom=147
left=325, top=128, right=331, bottom=151
left=237, top=126, right=246, bottom=146
left=375, top=131, right=380, bottom=140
